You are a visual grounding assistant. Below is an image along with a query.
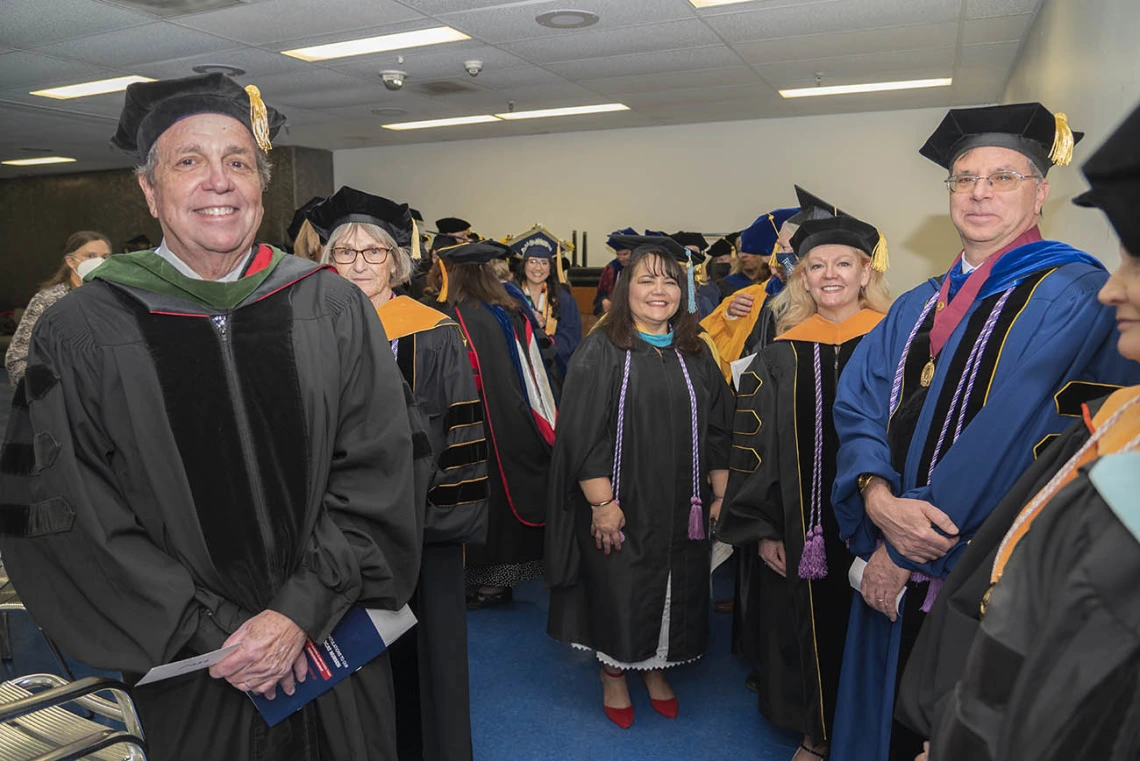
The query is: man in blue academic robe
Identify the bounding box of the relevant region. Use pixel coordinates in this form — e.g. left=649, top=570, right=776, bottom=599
left=827, top=102, right=1140, bottom=761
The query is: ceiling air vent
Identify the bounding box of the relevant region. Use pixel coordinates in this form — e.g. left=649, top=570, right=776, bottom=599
left=104, top=0, right=251, bottom=18
left=410, top=79, right=488, bottom=97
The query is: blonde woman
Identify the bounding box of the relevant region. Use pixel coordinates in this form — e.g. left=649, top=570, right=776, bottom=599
left=718, top=214, right=891, bottom=761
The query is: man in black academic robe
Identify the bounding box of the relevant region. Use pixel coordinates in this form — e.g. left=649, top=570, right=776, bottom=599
left=0, top=74, right=423, bottom=761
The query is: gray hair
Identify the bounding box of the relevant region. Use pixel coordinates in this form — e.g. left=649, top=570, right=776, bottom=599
left=320, top=222, right=414, bottom=287
left=135, top=142, right=273, bottom=189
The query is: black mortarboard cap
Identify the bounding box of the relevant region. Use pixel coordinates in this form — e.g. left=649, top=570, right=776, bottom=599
left=436, top=239, right=513, bottom=265
left=610, top=235, right=706, bottom=265
left=708, top=238, right=734, bottom=258
left=112, top=73, right=286, bottom=160
left=1074, top=101, right=1140, bottom=256
left=409, top=207, right=424, bottom=223
left=670, top=231, right=709, bottom=251
left=919, top=102, right=1083, bottom=174
left=790, top=215, right=889, bottom=273
left=436, top=217, right=471, bottom=234
left=305, top=186, right=413, bottom=248
left=288, top=196, right=323, bottom=242
left=788, top=185, right=845, bottom=226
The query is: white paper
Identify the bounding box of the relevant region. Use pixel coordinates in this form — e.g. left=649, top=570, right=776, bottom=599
left=366, top=605, right=418, bottom=645
left=136, top=644, right=239, bottom=686
left=710, top=540, right=734, bottom=574
left=730, top=353, right=758, bottom=391
left=847, top=557, right=905, bottom=616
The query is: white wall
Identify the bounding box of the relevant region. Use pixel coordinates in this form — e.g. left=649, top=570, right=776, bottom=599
left=334, top=107, right=966, bottom=292
left=1004, top=0, right=1140, bottom=266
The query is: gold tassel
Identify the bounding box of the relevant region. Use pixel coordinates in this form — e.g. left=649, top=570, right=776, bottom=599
left=410, top=218, right=421, bottom=262
left=245, top=85, right=272, bottom=153
left=1049, top=112, right=1075, bottom=166
left=555, top=243, right=566, bottom=286
left=871, top=232, right=890, bottom=273
left=437, top=258, right=450, bottom=303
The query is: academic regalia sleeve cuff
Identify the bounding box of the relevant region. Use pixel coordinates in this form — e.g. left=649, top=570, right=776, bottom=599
left=267, top=557, right=353, bottom=642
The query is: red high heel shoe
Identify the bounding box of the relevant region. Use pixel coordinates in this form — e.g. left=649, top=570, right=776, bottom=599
left=601, top=668, right=634, bottom=729
left=642, top=672, right=679, bottom=719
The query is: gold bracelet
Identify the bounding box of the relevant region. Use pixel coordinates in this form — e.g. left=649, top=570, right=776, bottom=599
left=857, top=473, right=875, bottom=493
left=589, top=498, right=614, bottom=509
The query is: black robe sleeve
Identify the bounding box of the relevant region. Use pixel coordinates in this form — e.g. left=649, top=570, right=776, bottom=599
left=419, top=322, right=488, bottom=545
left=719, top=350, right=784, bottom=545
left=544, top=332, right=620, bottom=590
left=269, top=289, right=422, bottom=641
left=0, top=319, right=235, bottom=672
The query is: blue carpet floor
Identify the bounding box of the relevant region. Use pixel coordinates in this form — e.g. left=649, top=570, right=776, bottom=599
left=467, top=570, right=799, bottom=761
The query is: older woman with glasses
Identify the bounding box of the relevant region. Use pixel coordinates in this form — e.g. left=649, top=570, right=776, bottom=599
left=308, top=187, right=488, bottom=761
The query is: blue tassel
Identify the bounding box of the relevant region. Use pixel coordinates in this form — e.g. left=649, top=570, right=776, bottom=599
left=686, top=253, right=696, bottom=313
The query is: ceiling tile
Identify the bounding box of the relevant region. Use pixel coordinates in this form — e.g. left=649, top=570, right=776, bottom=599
left=753, top=47, right=956, bottom=87
left=328, top=45, right=532, bottom=83
left=172, top=0, right=425, bottom=44
left=545, top=46, right=742, bottom=81
left=961, top=14, right=1036, bottom=44
left=0, top=51, right=120, bottom=91
left=502, top=19, right=722, bottom=64
left=581, top=66, right=761, bottom=96
left=251, top=68, right=392, bottom=110
left=133, top=46, right=314, bottom=81
left=34, top=23, right=240, bottom=67
left=965, top=0, right=1044, bottom=19
left=731, top=22, right=959, bottom=65
left=703, top=0, right=962, bottom=43
left=436, top=0, right=695, bottom=45
left=0, top=0, right=152, bottom=48
left=957, top=40, right=1021, bottom=69
left=471, top=66, right=574, bottom=91
left=621, top=82, right=778, bottom=109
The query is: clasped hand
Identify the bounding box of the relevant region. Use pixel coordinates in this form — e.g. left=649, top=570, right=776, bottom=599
left=866, top=487, right=959, bottom=563
left=860, top=544, right=911, bottom=621
left=209, top=609, right=309, bottom=700
left=591, top=503, right=625, bottom=554
left=726, top=293, right=755, bottom=319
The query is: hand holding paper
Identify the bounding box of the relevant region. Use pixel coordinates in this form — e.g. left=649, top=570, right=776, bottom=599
left=209, top=609, right=308, bottom=698
left=849, top=545, right=909, bottom=621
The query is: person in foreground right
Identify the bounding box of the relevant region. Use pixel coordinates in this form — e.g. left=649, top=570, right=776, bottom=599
left=921, top=99, right=1140, bottom=761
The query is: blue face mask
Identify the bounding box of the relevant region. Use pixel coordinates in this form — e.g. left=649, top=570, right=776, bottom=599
left=776, top=252, right=798, bottom=279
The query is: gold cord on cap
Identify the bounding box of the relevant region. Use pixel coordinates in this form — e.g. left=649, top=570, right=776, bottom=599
left=436, top=258, right=450, bottom=303
left=1049, top=112, right=1075, bottom=166
left=871, top=232, right=890, bottom=273
left=245, top=84, right=272, bottom=153
left=410, top=218, right=421, bottom=262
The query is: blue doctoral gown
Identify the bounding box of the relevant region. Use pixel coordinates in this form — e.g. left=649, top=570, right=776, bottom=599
left=827, top=239, right=1140, bottom=761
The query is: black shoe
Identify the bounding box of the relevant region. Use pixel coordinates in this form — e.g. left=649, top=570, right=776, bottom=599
left=466, top=587, right=513, bottom=610
left=745, top=669, right=761, bottom=693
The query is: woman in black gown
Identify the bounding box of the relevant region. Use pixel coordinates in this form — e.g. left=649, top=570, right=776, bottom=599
left=546, top=236, right=732, bottom=728
left=718, top=214, right=892, bottom=761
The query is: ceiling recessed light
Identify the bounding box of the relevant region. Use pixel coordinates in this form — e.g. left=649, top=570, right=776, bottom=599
left=495, top=103, right=629, bottom=120
left=689, top=0, right=758, bottom=7
left=281, top=27, right=470, bottom=62
left=779, top=77, right=953, bottom=98
left=30, top=75, right=154, bottom=100
left=382, top=114, right=502, bottom=131
left=192, top=64, right=247, bottom=76
left=2, top=156, right=77, bottom=166
left=536, top=10, right=600, bottom=29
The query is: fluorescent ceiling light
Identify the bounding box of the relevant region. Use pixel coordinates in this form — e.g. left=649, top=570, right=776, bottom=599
left=2, top=156, right=77, bottom=166
left=495, top=103, right=629, bottom=120
left=689, top=0, right=757, bottom=7
left=282, top=27, right=470, bottom=62
left=382, top=115, right=502, bottom=131
left=30, top=75, right=154, bottom=100
left=780, top=77, right=953, bottom=98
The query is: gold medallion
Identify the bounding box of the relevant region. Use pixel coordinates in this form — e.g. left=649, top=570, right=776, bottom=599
left=920, top=358, right=936, bottom=387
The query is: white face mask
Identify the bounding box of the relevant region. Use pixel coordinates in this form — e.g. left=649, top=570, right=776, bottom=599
left=76, top=256, right=106, bottom=280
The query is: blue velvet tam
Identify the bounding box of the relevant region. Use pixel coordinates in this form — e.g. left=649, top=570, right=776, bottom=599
left=739, top=207, right=799, bottom=255
left=606, top=227, right=639, bottom=250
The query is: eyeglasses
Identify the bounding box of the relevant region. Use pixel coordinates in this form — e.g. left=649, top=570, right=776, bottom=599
left=944, top=170, right=1040, bottom=194
left=331, top=245, right=391, bottom=264
left=525, top=258, right=550, bottom=266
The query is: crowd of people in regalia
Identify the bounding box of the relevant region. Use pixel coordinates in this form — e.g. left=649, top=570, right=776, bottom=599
left=3, top=71, right=1140, bottom=761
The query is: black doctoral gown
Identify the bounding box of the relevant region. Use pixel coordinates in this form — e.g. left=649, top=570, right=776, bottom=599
left=444, top=300, right=558, bottom=572
left=379, top=296, right=488, bottom=761
left=930, top=449, right=1140, bottom=761
left=894, top=386, right=1119, bottom=739
left=718, top=310, right=882, bottom=746
left=545, top=331, right=732, bottom=665
left=0, top=248, right=424, bottom=761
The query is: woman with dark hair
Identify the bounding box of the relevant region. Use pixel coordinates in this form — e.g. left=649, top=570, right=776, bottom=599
left=306, top=187, right=488, bottom=761
left=718, top=213, right=892, bottom=761
left=546, top=236, right=732, bottom=728
left=518, top=247, right=582, bottom=373
left=5, top=230, right=111, bottom=384
left=434, top=240, right=560, bottom=610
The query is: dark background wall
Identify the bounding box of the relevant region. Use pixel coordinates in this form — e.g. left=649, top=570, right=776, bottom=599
left=0, top=145, right=333, bottom=311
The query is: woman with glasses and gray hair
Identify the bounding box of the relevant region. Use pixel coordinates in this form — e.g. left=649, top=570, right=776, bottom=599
left=307, top=187, right=488, bottom=761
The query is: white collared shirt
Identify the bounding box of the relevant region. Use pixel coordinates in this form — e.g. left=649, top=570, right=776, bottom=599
left=155, top=239, right=253, bottom=282
left=960, top=257, right=980, bottom=275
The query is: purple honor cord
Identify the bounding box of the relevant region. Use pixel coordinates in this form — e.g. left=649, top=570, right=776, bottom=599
left=798, top=344, right=828, bottom=580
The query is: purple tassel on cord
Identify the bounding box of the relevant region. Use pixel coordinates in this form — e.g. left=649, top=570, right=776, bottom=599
left=688, top=496, right=705, bottom=540
left=797, top=526, right=827, bottom=580
left=910, top=572, right=943, bottom=613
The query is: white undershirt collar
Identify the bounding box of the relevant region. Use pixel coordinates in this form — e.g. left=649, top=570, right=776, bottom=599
left=155, top=239, right=253, bottom=282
